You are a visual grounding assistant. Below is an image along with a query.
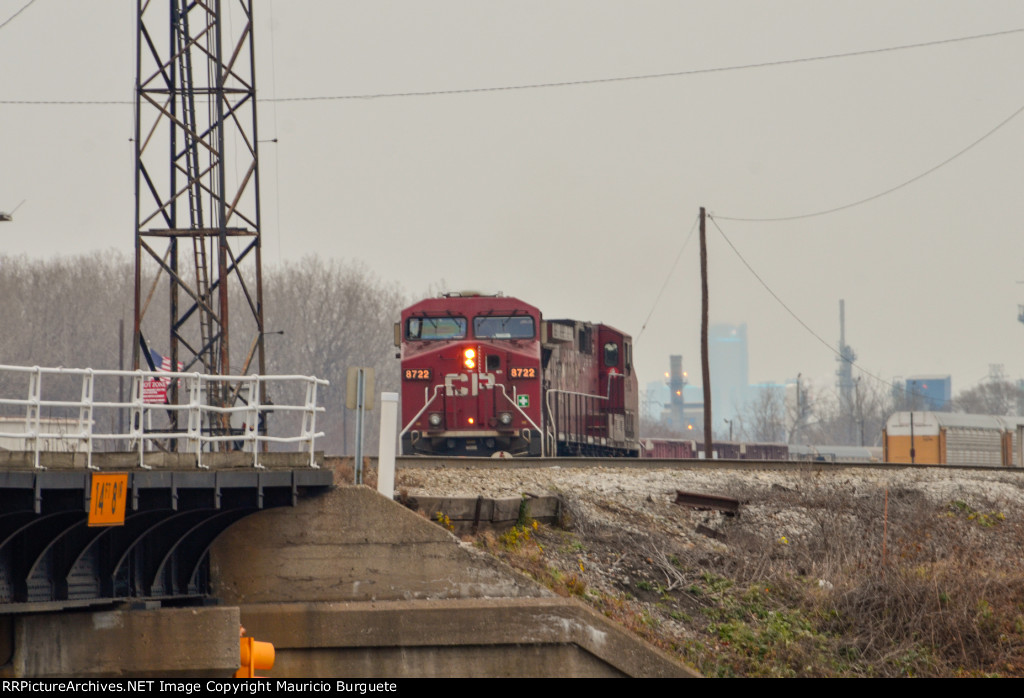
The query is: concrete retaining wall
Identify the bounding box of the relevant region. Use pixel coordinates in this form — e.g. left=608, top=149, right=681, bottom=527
left=211, top=485, right=547, bottom=603
left=0, top=607, right=240, bottom=678
left=210, top=486, right=698, bottom=678
left=0, top=485, right=697, bottom=677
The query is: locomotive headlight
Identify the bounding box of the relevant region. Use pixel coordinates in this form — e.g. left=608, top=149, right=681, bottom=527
left=428, top=412, right=442, bottom=427
left=498, top=412, right=513, bottom=425
left=463, top=348, right=476, bottom=370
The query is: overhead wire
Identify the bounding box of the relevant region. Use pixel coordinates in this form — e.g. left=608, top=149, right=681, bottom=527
left=2, top=26, right=1022, bottom=105
left=0, top=0, right=38, bottom=32
left=267, top=26, right=1024, bottom=103
left=715, top=99, right=1024, bottom=222
left=635, top=213, right=699, bottom=342
left=708, top=213, right=929, bottom=399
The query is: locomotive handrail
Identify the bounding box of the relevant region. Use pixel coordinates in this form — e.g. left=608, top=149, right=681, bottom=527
left=545, top=372, right=627, bottom=451
left=497, top=384, right=543, bottom=434
left=400, top=383, right=445, bottom=438
left=495, top=384, right=545, bottom=456
left=543, top=371, right=626, bottom=406
left=0, top=364, right=327, bottom=470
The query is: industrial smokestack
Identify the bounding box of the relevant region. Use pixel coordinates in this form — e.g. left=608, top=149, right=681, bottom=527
left=669, top=355, right=685, bottom=428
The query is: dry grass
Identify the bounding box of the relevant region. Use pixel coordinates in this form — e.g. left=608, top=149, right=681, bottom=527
left=469, top=477, right=1024, bottom=677
left=325, top=456, right=377, bottom=489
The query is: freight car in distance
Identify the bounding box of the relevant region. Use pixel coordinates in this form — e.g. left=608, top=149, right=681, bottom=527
left=641, top=438, right=789, bottom=460
left=883, top=411, right=1024, bottom=467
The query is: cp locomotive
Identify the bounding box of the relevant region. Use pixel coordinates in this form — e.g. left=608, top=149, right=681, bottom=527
left=396, top=292, right=640, bottom=457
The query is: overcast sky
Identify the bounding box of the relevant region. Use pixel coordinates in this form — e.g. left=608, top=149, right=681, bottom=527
left=2, top=1, right=1023, bottom=404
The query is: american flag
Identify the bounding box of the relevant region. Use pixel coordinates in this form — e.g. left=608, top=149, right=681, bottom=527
left=142, top=348, right=183, bottom=404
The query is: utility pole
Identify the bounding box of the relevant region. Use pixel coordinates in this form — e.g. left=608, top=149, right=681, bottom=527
left=699, top=207, right=712, bottom=458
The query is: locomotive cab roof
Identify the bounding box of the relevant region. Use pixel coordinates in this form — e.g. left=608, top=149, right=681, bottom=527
left=440, top=290, right=503, bottom=298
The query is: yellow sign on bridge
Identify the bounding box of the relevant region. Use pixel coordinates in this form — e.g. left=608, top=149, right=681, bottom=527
left=88, top=473, right=129, bottom=527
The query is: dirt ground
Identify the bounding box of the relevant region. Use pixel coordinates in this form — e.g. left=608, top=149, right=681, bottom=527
left=397, top=463, right=1024, bottom=677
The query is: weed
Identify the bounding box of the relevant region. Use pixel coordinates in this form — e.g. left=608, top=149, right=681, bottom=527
left=434, top=511, right=454, bottom=533
left=701, top=571, right=733, bottom=594
left=563, top=573, right=587, bottom=597
left=499, top=523, right=533, bottom=550
left=516, top=495, right=534, bottom=528
left=947, top=500, right=1004, bottom=528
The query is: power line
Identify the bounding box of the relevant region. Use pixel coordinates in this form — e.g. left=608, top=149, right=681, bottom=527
left=3, top=26, right=1022, bottom=105
left=636, top=213, right=698, bottom=342
left=0, top=98, right=127, bottom=105
left=269, top=26, right=1024, bottom=103
left=715, top=99, right=1024, bottom=222
left=708, top=214, right=909, bottom=397
left=709, top=214, right=838, bottom=358
left=0, top=0, right=38, bottom=32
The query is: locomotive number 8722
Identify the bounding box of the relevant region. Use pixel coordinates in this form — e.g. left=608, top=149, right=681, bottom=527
left=395, top=292, right=640, bottom=457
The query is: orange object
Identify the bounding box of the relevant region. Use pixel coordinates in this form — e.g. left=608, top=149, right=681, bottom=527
left=88, top=473, right=129, bottom=527
left=235, top=636, right=274, bottom=678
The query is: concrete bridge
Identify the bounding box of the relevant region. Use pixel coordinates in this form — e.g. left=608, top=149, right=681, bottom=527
left=0, top=364, right=695, bottom=677
left=0, top=460, right=694, bottom=678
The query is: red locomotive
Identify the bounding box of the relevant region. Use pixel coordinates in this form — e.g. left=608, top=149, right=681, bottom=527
left=397, top=293, right=640, bottom=457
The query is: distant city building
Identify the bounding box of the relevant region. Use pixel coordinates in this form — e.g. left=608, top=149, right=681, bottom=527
left=709, top=323, right=749, bottom=424
left=904, top=375, right=952, bottom=411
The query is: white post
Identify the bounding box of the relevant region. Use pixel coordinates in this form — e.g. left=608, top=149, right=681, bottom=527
left=377, top=392, right=399, bottom=498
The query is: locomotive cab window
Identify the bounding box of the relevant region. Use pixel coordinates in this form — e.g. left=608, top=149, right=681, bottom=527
left=473, top=316, right=535, bottom=339
left=578, top=326, right=593, bottom=354
left=603, top=342, right=619, bottom=368
left=406, top=316, right=467, bottom=340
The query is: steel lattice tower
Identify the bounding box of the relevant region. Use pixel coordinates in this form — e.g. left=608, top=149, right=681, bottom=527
left=133, top=0, right=266, bottom=428
left=836, top=299, right=857, bottom=444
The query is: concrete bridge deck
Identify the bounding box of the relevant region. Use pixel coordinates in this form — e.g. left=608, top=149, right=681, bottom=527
left=0, top=462, right=697, bottom=678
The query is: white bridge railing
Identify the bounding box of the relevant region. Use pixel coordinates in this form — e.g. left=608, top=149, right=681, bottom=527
left=0, top=364, right=328, bottom=470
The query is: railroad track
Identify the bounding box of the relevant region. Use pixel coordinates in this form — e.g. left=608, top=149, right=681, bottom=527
left=394, top=456, right=1024, bottom=474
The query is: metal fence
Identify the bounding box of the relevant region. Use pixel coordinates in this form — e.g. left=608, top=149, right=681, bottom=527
left=0, top=364, right=328, bottom=470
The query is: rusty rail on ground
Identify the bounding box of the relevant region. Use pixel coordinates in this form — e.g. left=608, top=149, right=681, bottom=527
left=674, top=490, right=741, bottom=516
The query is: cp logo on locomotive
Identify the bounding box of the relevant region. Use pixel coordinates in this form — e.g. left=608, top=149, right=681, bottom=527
left=444, top=372, right=496, bottom=396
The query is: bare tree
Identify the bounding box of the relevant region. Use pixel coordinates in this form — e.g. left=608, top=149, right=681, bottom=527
left=0, top=253, right=408, bottom=456
left=740, top=386, right=787, bottom=442
left=952, top=380, right=1024, bottom=417
left=263, top=257, right=406, bottom=455
left=806, top=377, right=892, bottom=447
